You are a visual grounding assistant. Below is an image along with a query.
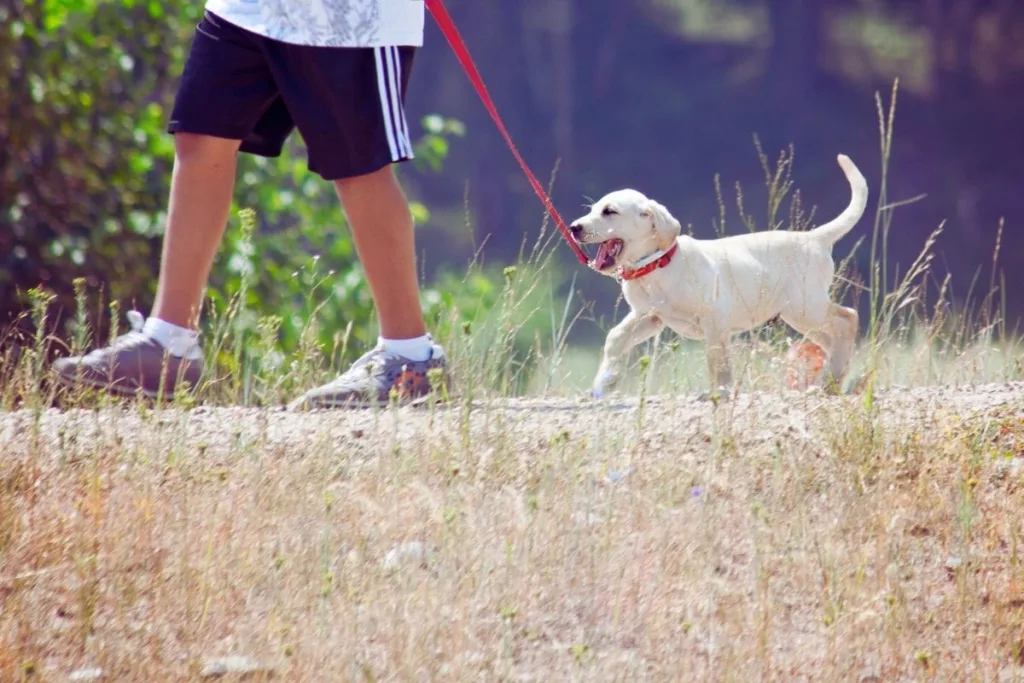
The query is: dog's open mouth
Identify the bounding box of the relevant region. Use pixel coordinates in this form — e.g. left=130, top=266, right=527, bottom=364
left=587, top=238, right=624, bottom=271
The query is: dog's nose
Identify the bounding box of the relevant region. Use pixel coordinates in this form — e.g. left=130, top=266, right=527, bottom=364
left=569, top=221, right=583, bottom=238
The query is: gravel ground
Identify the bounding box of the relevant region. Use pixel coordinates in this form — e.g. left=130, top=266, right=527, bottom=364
left=3, top=381, right=1022, bottom=456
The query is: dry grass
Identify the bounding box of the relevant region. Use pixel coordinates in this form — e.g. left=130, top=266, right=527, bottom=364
left=2, top=385, right=1024, bottom=681
left=3, top=79, right=1024, bottom=681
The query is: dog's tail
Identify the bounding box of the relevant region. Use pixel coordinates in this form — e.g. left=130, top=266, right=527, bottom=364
left=809, top=154, right=869, bottom=246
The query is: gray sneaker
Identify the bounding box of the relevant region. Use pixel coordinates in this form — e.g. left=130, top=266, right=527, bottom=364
left=51, top=311, right=203, bottom=400
left=289, top=340, right=450, bottom=410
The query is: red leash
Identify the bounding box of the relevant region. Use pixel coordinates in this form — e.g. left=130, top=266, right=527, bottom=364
left=425, top=0, right=591, bottom=266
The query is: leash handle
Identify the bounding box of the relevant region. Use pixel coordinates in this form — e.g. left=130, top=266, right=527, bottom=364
left=425, top=0, right=591, bottom=265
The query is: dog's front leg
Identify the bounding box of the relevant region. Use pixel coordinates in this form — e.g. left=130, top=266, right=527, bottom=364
left=592, top=311, right=663, bottom=398
left=699, top=325, right=734, bottom=401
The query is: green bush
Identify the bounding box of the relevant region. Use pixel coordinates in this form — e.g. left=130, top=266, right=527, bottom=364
left=1, top=0, right=202, bottom=337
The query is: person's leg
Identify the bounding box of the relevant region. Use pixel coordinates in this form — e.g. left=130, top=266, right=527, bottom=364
left=302, top=44, right=431, bottom=354
left=269, top=44, right=448, bottom=408
left=151, top=12, right=293, bottom=335
left=332, top=164, right=426, bottom=342
left=51, top=11, right=291, bottom=399
left=49, top=130, right=240, bottom=399
left=150, top=133, right=241, bottom=329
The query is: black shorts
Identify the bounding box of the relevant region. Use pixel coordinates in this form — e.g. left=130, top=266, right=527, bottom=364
left=168, top=10, right=417, bottom=181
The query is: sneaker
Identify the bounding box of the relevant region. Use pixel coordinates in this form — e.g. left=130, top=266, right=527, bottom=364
left=50, top=310, right=203, bottom=400
left=289, top=340, right=450, bottom=410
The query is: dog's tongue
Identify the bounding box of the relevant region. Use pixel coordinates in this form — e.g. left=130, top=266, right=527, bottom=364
left=593, top=241, right=618, bottom=270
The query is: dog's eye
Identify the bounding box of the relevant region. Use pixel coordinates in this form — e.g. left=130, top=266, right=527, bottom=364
left=601, top=206, right=618, bottom=216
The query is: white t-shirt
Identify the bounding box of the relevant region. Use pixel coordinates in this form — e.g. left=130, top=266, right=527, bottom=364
left=204, top=0, right=425, bottom=48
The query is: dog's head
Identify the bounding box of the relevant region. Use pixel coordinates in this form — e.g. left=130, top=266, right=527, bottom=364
left=569, top=189, right=681, bottom=276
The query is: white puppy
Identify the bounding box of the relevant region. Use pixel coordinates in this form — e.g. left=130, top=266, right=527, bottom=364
left=569, top=154, right=869, bottom=399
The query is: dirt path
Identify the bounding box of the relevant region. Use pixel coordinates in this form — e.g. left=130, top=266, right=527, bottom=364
left=3, top=381, right=1021, bottom=458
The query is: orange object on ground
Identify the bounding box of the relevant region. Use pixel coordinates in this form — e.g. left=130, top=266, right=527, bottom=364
left=785, top=340, right=828, bottom=390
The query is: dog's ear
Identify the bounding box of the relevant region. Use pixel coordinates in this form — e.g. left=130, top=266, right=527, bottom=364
left=641, top=199, right=681, bottom=251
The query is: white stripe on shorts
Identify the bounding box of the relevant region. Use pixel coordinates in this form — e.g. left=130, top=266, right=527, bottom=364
left=389, top=46, right=415, bottom=159
left=374, top=47, right=400, bottom=161
left=383, top=46, right=413, bottom=159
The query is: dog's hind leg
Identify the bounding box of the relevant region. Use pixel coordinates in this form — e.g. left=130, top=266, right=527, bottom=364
left=820, top=303, right=858, bottom=386
left=592, top=311, right=663, bottom=398
left=783, top=302, right=858, bottom=392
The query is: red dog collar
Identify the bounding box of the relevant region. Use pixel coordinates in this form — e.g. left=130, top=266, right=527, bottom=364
left=618, top=242, right=679, bottom=281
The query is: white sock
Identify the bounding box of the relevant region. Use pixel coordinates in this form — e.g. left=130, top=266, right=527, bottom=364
left=142, top=317, right=202, bottom=360
left=379, top=334, right=433, bottom=362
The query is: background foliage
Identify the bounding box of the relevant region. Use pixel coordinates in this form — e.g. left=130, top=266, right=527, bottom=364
left=3, top=0, right=1023, bottom=370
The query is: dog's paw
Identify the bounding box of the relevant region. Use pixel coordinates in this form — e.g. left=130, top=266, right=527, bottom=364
left=590, top=370, right=619, bottom=399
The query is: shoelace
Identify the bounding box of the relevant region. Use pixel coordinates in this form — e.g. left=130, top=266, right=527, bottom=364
left=332, top=346, right=383, bottom=381
left=104, top=310, right=153, bottom=351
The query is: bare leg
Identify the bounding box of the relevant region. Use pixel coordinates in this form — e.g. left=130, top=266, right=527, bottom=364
left=151, top=133, right=241, bottom=328
left=593, top=311, right=663, bottom=397
left=333, top=165, right=425, bottom=340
